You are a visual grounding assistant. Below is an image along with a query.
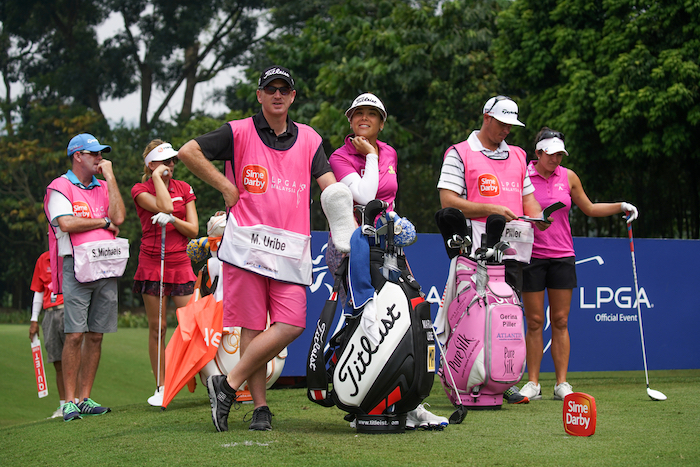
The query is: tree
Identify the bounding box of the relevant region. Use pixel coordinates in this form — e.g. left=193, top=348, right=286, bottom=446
left=104, top=0, right=269, bottom=129
left=0, top=104, right=109, bottom=309
left=493, top=0, right=700, bottom=238
left=229, top=0, right=507, bottom=232
left=1, top=0, right=125, bottom=118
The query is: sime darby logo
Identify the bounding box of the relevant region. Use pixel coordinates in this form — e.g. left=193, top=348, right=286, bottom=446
left=243, top=164, right=268, bottom=194
left=72, top=201, right=91, bottom=218
left=478, top=173, right=500, bottom=197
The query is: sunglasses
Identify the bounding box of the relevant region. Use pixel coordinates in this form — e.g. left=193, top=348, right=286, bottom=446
left=80, top=151, right=102, bottom=157
left=537, top=130, right=565, bottom=142
left=485, top=95, right=513, bottom=114
left=159, top=156, right=178, bottom=165
left=261, top=85, right=292, bottom=96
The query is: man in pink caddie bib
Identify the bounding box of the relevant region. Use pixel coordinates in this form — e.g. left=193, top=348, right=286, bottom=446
left=44, top=133, right=126, bottom=422
left=437, top=96, right=550, bottom=404
left=177, top=65, right=354, bottom=432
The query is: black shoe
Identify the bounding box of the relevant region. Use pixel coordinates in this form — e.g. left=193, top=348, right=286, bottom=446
left=249, top=405, right=273, bottom=431
left=504, top=385, right=529, bottom=404
left=207, top=375, right=238, bottom=432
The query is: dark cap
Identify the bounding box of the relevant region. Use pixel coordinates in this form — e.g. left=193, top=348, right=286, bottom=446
left=258, top=65, right=295, bottom=89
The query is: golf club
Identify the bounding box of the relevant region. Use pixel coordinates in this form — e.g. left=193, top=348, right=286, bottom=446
left=431, top=325, right=468, bottom=424
left=157, top=224, right=166, bottom=394
left=627, top=218, right=667, bottom=401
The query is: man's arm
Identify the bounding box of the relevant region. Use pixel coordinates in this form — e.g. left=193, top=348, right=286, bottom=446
left=316, top=172, right=338, bottom=192
left=439, top=188, right=518, bottom=221
left=177, top=139, right=240, bottom=209
left=98, top=159, right=126, bottom=225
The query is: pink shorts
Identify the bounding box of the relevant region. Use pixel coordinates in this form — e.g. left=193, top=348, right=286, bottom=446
left=222, top=263, right=307, bottom=330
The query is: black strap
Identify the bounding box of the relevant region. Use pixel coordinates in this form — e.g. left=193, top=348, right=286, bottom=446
left=306, top=256, right=348, bottom=407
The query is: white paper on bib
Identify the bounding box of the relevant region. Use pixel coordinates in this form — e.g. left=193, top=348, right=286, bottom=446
left=218, top=214, right=313, bottom=286
left=72, top=237, right=130, bottom=283
left=470, top=219, right=534, bottom=263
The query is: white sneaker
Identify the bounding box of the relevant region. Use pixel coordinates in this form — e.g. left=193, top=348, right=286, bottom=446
left=520, top=381, right=542, bottom=400
left=49, top=405, right=64, bottom=419
left=147, top=386, right=164, bottom=406
left=553, top=382, right=573, bottom=400
left=405, top=403, right=449, bottom=430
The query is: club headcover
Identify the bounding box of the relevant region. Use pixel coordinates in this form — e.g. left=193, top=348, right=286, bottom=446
left=435, top=208, right=470, bottom=259
left=485, top=214, right=506, bottom=249
left=321, top=183, right=355, bottom=253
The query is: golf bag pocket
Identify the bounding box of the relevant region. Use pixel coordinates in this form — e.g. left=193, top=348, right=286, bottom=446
left=486, top=300, right=525, bottom=386
left=332, top=281, right=434, bottom=415
left=72, top=237, right=129, bottom=283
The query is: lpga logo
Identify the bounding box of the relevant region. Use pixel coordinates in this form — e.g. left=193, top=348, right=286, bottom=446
left=542, top=254, right=654, bottom=355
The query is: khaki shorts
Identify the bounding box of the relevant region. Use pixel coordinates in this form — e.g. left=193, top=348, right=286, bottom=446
left=62, top=256, right=118, bottom=334
left=41, top=306, right=66, bottom=363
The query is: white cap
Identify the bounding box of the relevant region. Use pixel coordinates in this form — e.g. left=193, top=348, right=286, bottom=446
left=345, top=93, right=387, bottom=121
left=536, top=137, right=568, bottom=155
left=145, top=143, right=178, bottom=164
left=483, top=96, right=525, bottom=127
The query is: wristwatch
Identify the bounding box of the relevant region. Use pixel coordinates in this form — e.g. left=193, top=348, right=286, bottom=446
left=103, top=217, right=111, bottom=229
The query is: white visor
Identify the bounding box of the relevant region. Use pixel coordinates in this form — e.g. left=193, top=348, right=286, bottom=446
left=145, top=143, right=178, bottom=164
left=536, top=137, right=568, bottom=155
left=345, top=93, right=387, bottom=121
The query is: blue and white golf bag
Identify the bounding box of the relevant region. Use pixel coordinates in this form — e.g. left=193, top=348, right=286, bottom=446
left=307, top=200, right=435, bottom=433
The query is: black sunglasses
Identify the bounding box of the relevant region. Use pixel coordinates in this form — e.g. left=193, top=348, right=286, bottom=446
left=537, top=130, right=565, bottom=143
left=160, top=156, right=178, bottom=165
left=261, top=85, right=292, bottom=96
left=485, top=95, right=513, bottom=114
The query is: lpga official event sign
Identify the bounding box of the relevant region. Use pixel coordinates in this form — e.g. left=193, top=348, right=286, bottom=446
left=280, top=233, right=700, bottom=377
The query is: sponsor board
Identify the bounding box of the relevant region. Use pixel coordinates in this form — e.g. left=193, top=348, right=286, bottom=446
left=279, top=233, right=700, bottom=377
left=563, top=392, right=597, bottom=436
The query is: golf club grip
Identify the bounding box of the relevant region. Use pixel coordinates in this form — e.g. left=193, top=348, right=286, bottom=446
left=161, top=225, right=166, bottom=260
left=363, top=199, right=387, bottom=226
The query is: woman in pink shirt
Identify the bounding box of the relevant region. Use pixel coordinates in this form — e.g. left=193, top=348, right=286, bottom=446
left=132, top=140, right=199, bottom=406
left=519, top=128, right=638, bottom=401
left=325, top=93, right=398, bottom=285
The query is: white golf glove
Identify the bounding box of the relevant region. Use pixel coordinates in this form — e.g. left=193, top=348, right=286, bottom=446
left=620, top=202, right=638, bottom=223
left=151, top=212, right=176, bottom=227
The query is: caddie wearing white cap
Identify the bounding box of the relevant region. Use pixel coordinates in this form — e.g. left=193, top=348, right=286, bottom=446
left=437, top=95, right=550, bottom=404
left=438, top=96, right=550, bottom=282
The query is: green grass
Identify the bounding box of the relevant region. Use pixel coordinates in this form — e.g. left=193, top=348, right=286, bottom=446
left=1, top=324, right=698, bottom=466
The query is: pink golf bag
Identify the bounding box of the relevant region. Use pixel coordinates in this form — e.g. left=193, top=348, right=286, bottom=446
left=436, top=210, right=526, bottom=409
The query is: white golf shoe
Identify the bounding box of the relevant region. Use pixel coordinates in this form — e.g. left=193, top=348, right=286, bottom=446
left=147, top=386, right=164, bottom=407
left=405, top=403, right=448, bottom=430
left=49, top=405, right=64, bottom=419
left=553, top=382, right=573, bottom=400
left=520, top=381, right=542, bottom=400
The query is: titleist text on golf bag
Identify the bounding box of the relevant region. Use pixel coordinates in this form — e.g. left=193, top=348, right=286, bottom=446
left=436, top=211, right=526, bottom=409
left=307, top=201, right=435, bottom=432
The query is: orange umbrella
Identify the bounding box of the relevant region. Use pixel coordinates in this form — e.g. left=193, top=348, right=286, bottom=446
left=162, top=292, right=223, bottom=409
